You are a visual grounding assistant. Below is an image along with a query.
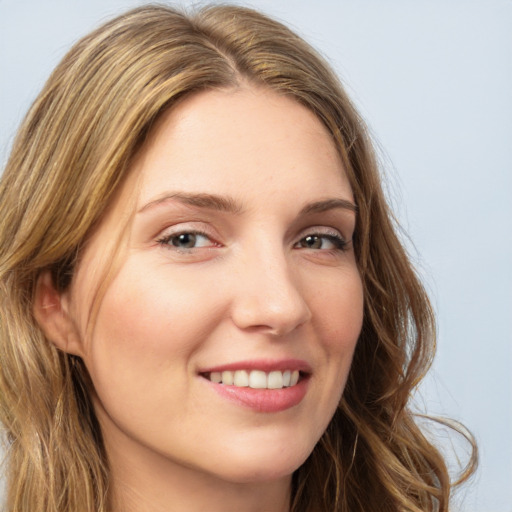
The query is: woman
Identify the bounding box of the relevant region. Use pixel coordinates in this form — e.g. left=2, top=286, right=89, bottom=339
left=0, top=4, right=475, bottom=512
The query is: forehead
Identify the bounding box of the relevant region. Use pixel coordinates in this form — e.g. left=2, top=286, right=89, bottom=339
left=128, top=86, right=352, bottom=208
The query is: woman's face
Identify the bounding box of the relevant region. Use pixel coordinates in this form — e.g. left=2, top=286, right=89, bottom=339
left=65, top=86, right=364, bottom=485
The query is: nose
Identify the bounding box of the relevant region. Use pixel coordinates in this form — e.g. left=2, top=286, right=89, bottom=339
left=230, top=248, right=312, bottom=336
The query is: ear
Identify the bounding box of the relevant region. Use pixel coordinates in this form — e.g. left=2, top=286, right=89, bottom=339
left=33, top=270, right=84, bottom=357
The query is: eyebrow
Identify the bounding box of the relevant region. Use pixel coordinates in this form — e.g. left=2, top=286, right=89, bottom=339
left=299, top=198, right=357, bottom=215
left=138, top=192, right=357, bottom=216
left=138, top=192, right=245, bottom=214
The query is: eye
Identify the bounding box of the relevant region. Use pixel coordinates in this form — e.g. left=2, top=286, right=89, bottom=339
left=158, top=231, right=214, bottom=250
left=295, top=233, right=348, bottom=251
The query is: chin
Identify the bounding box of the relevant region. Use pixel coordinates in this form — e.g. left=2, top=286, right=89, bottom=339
left=203, top=439, right=314, bottom=485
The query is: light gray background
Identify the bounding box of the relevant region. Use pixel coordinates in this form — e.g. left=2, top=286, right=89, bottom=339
left=1, top=1, right=510, bottom=510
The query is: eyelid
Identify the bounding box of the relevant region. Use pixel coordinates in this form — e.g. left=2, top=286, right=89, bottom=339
left=297, top=225, right=347, bottom=240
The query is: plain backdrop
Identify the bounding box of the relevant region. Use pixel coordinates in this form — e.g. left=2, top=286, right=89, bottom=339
left=1, top=1, right=511, bottom=510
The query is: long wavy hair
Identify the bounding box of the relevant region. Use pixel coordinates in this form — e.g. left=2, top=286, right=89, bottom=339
left=0, top=4, right=476, bottom=511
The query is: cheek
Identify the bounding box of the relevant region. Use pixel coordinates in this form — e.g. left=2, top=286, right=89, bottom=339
left=80, top=259, right=223, bottom=401
left=310, top=267, right=364, bottom=351
left=97, top=259, right=221, bottom=342
left=310, top=267, right=363, bottom=405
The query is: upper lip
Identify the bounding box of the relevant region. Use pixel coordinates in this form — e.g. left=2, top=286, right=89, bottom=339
left=198, top=358, right=312, bottom=374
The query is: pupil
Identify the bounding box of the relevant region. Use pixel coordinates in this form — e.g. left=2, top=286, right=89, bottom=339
left=173, top=233, right=196, bottom=248
left=304, top=235, right=321, bottom=248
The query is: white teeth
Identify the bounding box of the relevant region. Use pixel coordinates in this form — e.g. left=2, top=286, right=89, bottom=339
left=222, top=370, right=234, bottom=385
left=267, top=371, right=283, bottom=389
left=207, top=369, right=303, bottom=389
left=210, top=371, right=222, bottom=383
left=233, top=370, right=249, bottom=387
left=249, top=370, right=267, bottom=389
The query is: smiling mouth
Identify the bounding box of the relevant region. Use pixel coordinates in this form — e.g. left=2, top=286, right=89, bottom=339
left=201, top=369, right=304, bottom=390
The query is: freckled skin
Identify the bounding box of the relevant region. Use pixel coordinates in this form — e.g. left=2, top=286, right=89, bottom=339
left=66, top=86, right=364, bottom=511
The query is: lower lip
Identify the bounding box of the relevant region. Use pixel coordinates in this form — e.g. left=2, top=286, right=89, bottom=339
left=204, top=377, right=309, bottom=413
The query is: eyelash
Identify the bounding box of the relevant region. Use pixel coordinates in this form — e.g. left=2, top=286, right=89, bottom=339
left=156, top=229, right=349, bottom=252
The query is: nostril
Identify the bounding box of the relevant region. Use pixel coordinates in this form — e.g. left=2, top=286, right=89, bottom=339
left=230, top=291, right=311, bottom=336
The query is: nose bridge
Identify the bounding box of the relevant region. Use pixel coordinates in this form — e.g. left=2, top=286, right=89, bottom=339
left=230, top=235, right=312, bottom=335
